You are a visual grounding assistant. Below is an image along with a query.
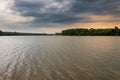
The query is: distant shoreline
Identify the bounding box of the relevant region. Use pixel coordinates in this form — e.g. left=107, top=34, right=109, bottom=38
left=1, top=26, right=120, bottom=36
left=0, top=31, right=54, bottom=36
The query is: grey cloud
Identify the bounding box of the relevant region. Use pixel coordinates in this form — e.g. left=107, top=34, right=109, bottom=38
left=70, top=0, right=120, bottom=16
left=11, top=0, right=120, bottom=26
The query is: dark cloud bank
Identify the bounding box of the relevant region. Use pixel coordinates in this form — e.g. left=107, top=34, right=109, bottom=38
left=11, top=0, right=120, bottom=27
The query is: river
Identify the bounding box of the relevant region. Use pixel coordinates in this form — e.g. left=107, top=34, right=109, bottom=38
left=0, top=36, right=120, bottom=80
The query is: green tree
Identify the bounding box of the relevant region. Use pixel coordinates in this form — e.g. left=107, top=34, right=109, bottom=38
left=61, top=26, right=120, bottom=36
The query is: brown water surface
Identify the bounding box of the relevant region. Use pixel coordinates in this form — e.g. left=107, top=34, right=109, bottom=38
left=0, top=36, right=120, bottom=80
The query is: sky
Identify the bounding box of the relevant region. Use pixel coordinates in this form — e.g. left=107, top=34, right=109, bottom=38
left=0, top=0, right=120, bottom=33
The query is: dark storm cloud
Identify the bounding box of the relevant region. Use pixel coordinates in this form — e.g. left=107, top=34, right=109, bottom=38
left=11, top=0, right=120, bottom=25
left=70, top=0, right=120, bottom=15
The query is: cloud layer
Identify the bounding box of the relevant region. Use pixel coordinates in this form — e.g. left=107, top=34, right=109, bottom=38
left=0, top=0, right=120, bottom=33
left=11, top=0, right=120, bottom=24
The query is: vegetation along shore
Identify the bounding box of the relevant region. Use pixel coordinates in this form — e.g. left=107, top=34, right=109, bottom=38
left=0, top=26, right=120, bottom=36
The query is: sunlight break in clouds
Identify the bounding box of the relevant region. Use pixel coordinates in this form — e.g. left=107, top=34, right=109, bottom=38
left=0, top=0, right=33, bottom=27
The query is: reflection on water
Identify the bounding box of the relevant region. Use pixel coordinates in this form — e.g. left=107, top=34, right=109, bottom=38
left=0, top=36, right=120, bottom=80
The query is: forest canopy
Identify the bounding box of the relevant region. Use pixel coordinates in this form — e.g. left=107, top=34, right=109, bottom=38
left=61, top=26, right=120, bottom=36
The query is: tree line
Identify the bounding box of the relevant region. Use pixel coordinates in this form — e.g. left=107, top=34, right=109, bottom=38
left=1, top=26, right=120, bottom=36
left=61, top=26, right=120, bottom=36
left=0, top=30, right=50, bottom=36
